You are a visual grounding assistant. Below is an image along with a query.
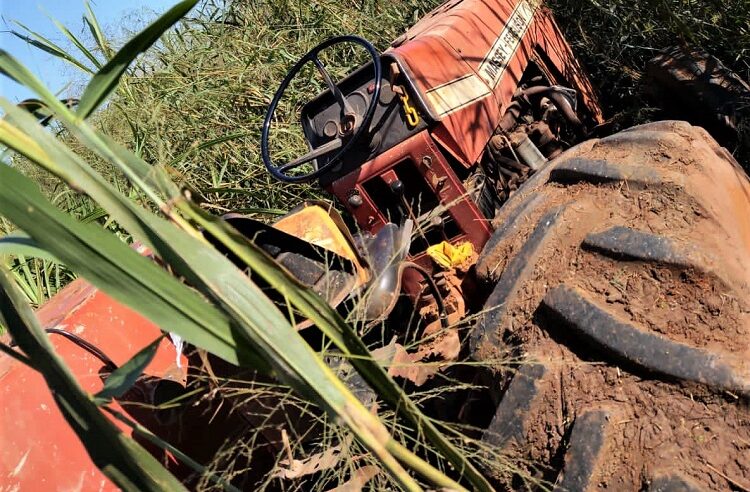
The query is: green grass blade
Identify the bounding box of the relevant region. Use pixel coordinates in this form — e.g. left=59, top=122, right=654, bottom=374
left=169, top=131, right=249, bottom=167
left=95, top=337, right=162, bottom=403
left=16, top=254, right=38, bottom=306
left=0, top=164, right=264, bottom=369
left=80, top=207, right=109, bottom=224
left=0, top=100, right=177, bottom=251
left=0, top=344, right=32, bottom=366
left=10, top=22, right=94, bottom=74
left=229, top=206, right=288, bottom=216
left=84, top=1, right=114, bottom=60
left=0, top=231, right=59, bottom=262
left=76, top=0, right=199, bottom=119
left=0, top=50, right=73, bottom=116
left=7, top=256, right=37, bottom=305
left=0, top=264, right=187, bottom=492
left=50, top=16, right=103, bottom=69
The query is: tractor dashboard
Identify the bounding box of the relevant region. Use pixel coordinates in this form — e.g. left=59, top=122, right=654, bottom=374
left=300, top=55, right=433, bottom=186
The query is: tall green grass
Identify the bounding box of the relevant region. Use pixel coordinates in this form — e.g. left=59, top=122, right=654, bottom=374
left=6, top=0, right=446, bottom=307
left=15, top=0, right=444, bottom=212
left=550, top=0, right=750, bottom=159
left=17, top=0, right=750, bottom=221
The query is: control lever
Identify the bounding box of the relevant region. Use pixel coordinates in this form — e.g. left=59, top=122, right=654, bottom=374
left=389, top=179, right=411, bottom=225
left=390, top=179, right=427, bottom=239
left=430, top=216, right=449, bottom=242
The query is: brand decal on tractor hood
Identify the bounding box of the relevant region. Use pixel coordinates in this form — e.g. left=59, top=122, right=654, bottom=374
left=478, top=0, right=537, bottom=88
left=425, top=0, right=538, bottom=117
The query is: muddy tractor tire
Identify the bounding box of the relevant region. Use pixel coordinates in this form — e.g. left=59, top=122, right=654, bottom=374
left=471, top=121, right=750, bottom=490
left=647, top=47, right=750, bottom=148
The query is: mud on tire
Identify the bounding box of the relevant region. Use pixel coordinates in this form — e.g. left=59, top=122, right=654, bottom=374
left=472, top=121, right=750, bottom=490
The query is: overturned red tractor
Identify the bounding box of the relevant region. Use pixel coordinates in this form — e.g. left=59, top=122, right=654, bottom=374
left=2, top=0, right=750, bottom=490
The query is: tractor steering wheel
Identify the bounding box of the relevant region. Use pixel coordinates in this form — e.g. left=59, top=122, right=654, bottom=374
left=261, top=35, right=382, bottom=183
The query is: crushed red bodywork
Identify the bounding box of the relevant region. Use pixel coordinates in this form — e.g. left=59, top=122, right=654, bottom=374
left=0, top=279, right=184, bottom=491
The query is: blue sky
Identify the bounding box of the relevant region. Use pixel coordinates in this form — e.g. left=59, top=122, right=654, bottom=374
left=0, top=0, right=177, bottom=103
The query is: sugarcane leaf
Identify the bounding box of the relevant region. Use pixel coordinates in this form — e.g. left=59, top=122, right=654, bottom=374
left=95, top=337, right=163, bottom=403
left=84, top=1, right=114, bottom=60
left=50, top=16, right=102, bottom=69
left=0, top=231, right=59, bottom=262
left=11, top=21, right=94, bottom=74
left=0, top=163, right=263, bottom=369
left=0, top=50, right=73, bottom=117
left=0, top=99, right=170, bottom=242
left=76, top=0, right=198, bottom=119
left=0, top=264, right=187, bottom=491
left=169, top=131, right=249, bottom=167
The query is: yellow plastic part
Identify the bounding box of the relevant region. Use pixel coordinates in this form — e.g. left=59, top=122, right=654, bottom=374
left=272, top=205, right=369, bottom=285
left=426, top=240, right=475, bottom=270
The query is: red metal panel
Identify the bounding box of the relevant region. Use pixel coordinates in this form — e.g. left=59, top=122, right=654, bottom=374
left=389, top=0, right=603, bottom=166
left=328, top=130, right=491, bottom=258
left=0, top=279, right=184, bottom=491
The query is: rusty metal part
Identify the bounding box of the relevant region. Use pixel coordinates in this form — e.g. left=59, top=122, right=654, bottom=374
left=404, top=261, right=448, bottom=329
left=385, top=267, right=465, bottom=387
left=518, top=84, right=584, bottom=133
left=499, top=100, right=524, bottom=131
left=528, top=120, right=564, bottom=158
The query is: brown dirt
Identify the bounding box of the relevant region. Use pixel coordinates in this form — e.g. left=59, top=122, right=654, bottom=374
left=515, top=338, right=750, bottom=491
left=575, top=252, right=749, bottom=355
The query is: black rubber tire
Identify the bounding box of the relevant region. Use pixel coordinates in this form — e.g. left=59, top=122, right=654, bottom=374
left=472, top=121, right=750, bottom=490
left=646, top=47, right=750, bottom=148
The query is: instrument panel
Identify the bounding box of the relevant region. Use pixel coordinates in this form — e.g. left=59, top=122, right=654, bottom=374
left=300, top=55, right=431, bottom=186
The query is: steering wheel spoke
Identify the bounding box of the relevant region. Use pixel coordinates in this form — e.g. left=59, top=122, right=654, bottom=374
left=279, top=137, right=344, bottom=172
left=312, top=55, right=354, bottom=119
left=261, top=35, right=382, bottom=183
